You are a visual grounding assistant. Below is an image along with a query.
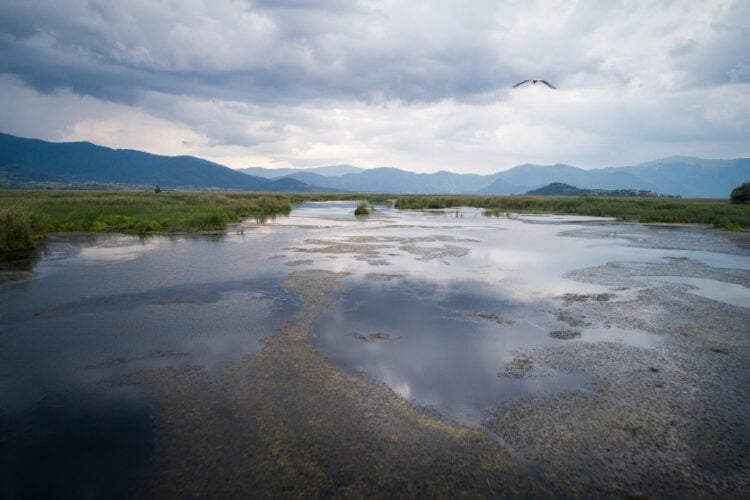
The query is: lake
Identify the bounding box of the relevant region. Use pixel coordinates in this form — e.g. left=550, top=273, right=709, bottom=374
left=2, top=201, right=749, bottom=497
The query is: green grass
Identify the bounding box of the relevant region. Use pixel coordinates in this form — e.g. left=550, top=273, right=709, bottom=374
left=354, top=201, right=370, bottom=215
left=0, top=190, right=400, bottom=251
left=0, top=191, right=293, bottom=251
left=0, top=205, right=39, bottom=251
left=394, top=195, right=750, bottom=229
left=2, top=190, right=748, bottom=252
left=288, top=193, right=393, bottom=205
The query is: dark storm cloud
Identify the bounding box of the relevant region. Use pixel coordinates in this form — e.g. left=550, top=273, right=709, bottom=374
left=0, top=0, right=593, bottom=105
left=670, top=9, right=750, bottom=86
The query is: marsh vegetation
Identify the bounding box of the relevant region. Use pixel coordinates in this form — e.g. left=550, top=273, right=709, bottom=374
left=395, top=194, right=750, bottom=229
left=0, top=205, right=39, bottom=251
left=2, top=190, right=748, bottom=252
left=354, top=201, right=370, bottom=215
left=0, top=191, right=293, bottom=251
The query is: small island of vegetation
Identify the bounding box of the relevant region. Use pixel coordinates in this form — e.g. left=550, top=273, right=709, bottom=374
left=354, top=202, right=370, bottom=216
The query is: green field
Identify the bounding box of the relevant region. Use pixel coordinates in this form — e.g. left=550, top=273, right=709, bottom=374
left=394, top=195, right=750, bottom=230
left=2, top=190, right=748, bottom=252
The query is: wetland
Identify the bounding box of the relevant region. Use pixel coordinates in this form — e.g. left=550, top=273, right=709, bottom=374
left=1, top=201, right=749, bottom=497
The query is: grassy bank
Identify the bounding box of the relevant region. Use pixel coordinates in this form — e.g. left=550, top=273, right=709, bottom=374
left=2, top=190, right=748, bottom=252
left=0, top=191, right=293, bottom=251
left=394, top=195, right=750, bottom=230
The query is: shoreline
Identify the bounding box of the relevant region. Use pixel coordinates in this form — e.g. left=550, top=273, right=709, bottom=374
left=2, top=191, right=749, bottom=253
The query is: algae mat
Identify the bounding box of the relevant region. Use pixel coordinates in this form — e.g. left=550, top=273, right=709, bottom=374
left=125, top=270, right=554, bottom=497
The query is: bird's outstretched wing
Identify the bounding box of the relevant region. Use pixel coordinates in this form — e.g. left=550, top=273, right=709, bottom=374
left=512, top=80, right=530, bottom=88
left=540, top=80, right=557, bottom=89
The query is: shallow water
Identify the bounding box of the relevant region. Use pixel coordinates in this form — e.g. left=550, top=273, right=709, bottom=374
left=640, top=275, right=750, bottom=309
left=0, top=233, right=300, bottom=498
left=296, top=204, right=735, bottom=423
left=313, top=279, right=586, bottom=425
left=0, top=388, right=154, bottom=500
left=0, top=234, right=300, bottom=409
left=2, top=200, right=749, bottom=496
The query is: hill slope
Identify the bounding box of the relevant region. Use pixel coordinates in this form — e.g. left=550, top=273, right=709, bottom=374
left=239, top=164, right=365, bottom=178
left=526, top=182, right=672, bottom=197
left=0, top=132, right=315, bottom=191
left=609, top=157, right=750, bottom=198
left=284, top=167, right=499, bottom=194
left=484, top=163, right=658, bottom=193
left=246, top=158, right=748, bottom=197
left=2, top=132, right=746, bottom=197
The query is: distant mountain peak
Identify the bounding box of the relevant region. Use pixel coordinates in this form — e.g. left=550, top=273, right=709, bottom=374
left=1, top=131, right=745, bottom=197
left=238, top=164, right=365, bottom=178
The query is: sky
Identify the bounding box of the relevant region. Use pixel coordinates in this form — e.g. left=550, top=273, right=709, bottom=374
left=0, top=0, right=748, bottom=173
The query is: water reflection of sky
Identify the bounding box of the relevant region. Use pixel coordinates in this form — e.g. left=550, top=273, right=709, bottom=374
left=313, top=280, right=586, bottom=426
left=0, top=234, right=301, bottom=410
left=4, top=201, right=748, bottom=495
left=2, top=201, right=749, bottom=426
left=640, top=276, right=750, bottom=309
left=263, top=202, right=750, bottom=425
left=0, top=231, right=303, bottom=497
left=261, top=202, right=750, bottom=298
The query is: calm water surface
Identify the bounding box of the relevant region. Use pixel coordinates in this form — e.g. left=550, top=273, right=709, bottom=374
left=1, top=201, right=748, bottom=496
left=0, top=233, right=300, bottom=498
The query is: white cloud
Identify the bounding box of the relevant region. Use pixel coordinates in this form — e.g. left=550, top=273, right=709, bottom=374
left=0, top=0, right=748, bottom=171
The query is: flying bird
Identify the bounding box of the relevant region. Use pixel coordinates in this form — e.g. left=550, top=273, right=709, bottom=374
left=512, top=79, right=557, bottom=89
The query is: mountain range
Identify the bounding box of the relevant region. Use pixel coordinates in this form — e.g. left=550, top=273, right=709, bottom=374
left=0, top=132, right=316, bottom=192
left=238, top=165, right=365, bottom=178
left=1, top=132, right=747, bottom=197
left=245, top=158, right=749, bottom=198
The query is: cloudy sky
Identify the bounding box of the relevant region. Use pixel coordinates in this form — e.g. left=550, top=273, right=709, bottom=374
left=1, top=0, right=748, bottom=173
